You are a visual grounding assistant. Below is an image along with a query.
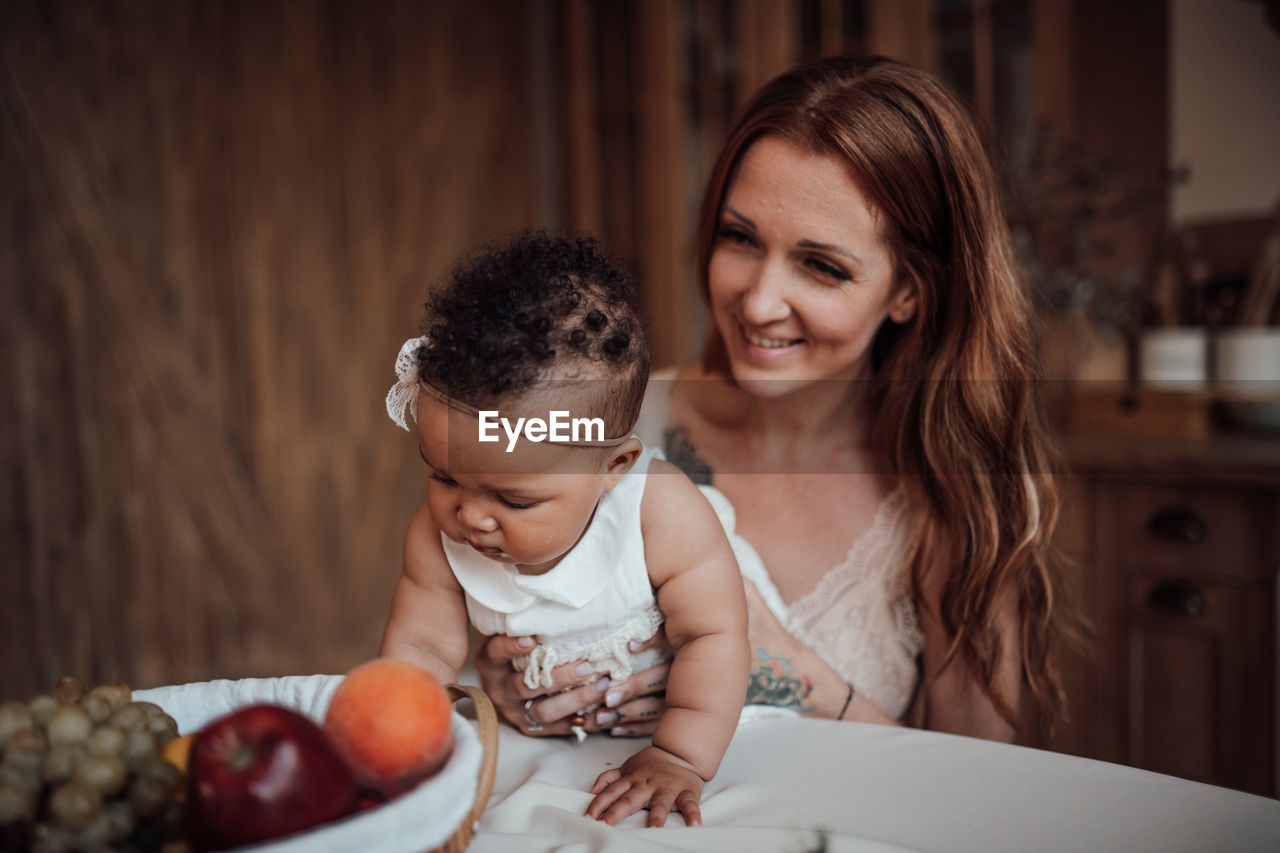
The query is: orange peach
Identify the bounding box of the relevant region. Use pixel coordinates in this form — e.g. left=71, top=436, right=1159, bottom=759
left=323, top=659, right=454, bottom=796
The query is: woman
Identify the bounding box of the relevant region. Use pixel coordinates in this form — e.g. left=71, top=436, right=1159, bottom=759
left=477, top=55, right=1065, bottom=742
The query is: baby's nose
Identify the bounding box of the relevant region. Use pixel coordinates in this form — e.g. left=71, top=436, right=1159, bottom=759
left=458, top=502, right=497, bottom=532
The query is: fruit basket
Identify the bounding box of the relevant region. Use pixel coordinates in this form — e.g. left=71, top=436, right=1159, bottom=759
left=134, top=675, right=498, bottom=852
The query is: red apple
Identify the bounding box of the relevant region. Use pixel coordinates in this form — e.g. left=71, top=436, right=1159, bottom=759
left=187, top=704, right=359, bottom=850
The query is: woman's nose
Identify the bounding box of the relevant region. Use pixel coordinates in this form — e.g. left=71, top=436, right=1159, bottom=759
left=457, top=500, right=497, bottom=533
left=739, top=259, right=790, bottom=325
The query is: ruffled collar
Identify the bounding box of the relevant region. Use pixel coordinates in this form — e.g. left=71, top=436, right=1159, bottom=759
left=442, top=445, right=658, bottom=613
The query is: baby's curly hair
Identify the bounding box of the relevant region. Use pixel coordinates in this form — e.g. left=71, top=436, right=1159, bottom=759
left=414, top=230, right=650, bottom=437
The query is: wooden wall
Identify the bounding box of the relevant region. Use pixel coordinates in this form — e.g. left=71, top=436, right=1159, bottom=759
left=1, top=0, right=1176, bottom=704
left=1, top=0, right=885, bottom=699
left=1, top=0, right=538, bottom=697
left=551, top=0, right=872, bottom=372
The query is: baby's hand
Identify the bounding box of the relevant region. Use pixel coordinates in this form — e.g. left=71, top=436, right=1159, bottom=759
left=585, top=745, right=704, bottom=827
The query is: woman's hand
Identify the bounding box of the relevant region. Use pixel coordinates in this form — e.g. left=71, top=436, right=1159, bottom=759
left=589, top=658, right=670, bottom=737
left=474, top=634, right=608, bottom=736
left=474, top=632, right=672, bottom=736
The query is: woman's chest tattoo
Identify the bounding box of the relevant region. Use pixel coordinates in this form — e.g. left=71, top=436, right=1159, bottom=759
left=662, top=428, right=714, bottom=485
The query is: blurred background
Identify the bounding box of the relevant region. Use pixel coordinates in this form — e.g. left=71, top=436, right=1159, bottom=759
left=3, top=0, right=1279, bottom=794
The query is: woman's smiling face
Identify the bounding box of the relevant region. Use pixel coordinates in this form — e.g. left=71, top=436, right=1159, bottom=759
left=707, top=135, right=915, bottom=397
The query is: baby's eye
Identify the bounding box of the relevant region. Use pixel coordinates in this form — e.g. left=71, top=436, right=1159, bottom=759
left=804, top=256, right=852, bottom=282
left=429, top=472, right=458, bottom=487
left=498, top=495, right=536, bottom=510
left=716, top=224, right=756, bottom=247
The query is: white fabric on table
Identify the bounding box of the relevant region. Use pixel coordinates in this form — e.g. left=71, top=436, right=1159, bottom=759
left=468, top=713, right=1280, bottom=853
left=135, top=675, right=483, bottom=853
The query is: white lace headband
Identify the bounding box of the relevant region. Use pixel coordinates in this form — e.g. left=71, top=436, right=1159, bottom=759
left=385, top=336, right=430, bottom=431
left=385, top=336, right=632, bottom=447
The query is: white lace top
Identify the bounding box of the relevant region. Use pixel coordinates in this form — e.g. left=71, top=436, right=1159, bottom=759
left=442, top=446, right=666, bottom=690
left=783, top=487, right=922, bottom=720
left=637, top=374, right=923, bottom=720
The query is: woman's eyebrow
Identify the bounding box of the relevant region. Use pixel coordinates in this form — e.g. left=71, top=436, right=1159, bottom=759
left=797, top=239, right=861, bottom=265
left=724, top=205, right=861, bottom=265
left=722, top=206, right=755, bottom=228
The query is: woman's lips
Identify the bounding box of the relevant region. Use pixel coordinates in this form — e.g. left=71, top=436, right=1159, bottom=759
left=738, top=323, right=802, bottom=359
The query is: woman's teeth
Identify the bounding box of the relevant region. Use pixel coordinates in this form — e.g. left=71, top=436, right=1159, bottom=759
left=745, top=329, right=796, bottom=349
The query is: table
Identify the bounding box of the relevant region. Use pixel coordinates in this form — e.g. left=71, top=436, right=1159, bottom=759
left=470, top=710, right=1280, bottom=852
left=135, top=676, right=1280, bottom=852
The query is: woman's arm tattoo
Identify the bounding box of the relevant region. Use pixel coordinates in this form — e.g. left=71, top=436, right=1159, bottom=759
left=746, top=649, right=816, bottom=713
left=663, top=428, right=714, bottom=485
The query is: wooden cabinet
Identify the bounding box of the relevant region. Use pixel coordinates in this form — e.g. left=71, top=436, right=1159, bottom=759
left=1048, top=434, right=1280, bottom=797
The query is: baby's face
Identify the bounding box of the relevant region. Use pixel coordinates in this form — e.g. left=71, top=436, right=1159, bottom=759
left=416, top=387, right=626, bottom=575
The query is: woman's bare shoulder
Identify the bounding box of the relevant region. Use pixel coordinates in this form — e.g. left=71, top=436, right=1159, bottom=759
left=647, top=364, right=684, bottom=383
left=656, top=366, right=747, bottom=418
left=637, top=364, right=715, bottom=443
left=651, top=362, right=729, bottom=380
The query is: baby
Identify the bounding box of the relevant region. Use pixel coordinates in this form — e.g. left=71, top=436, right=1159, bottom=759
left=379, top=230, right=749, bottom=827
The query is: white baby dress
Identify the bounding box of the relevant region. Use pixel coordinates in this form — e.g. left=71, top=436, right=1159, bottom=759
left=441, top=445, right=667, bottom=690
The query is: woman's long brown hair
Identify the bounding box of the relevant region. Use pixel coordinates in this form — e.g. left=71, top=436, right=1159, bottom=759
left=696, top=55, right=1066, bottom=731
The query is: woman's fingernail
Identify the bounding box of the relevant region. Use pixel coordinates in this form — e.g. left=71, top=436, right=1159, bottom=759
left=605, top=689, right=622, bottom=707
left=628, top=639, right=643, bottom=652
left=596, top=710, right=615, bottom=725
left=610, top=727, right=627, bottom=736
left=516, top=636, right=535, bottom=649
left=574, top=662, right=594, bottom=678
left=594, top=677, right=610, bottom=694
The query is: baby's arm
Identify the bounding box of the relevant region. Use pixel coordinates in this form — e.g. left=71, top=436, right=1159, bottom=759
left=586, top=460, right=750, bottom=827
left=379, top=501, right=472, bottom=687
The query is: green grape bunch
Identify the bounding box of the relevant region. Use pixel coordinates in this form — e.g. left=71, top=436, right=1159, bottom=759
left=0, top=677, right=189, bottom=853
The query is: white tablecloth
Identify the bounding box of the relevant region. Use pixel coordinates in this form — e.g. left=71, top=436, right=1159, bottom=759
left=469, top=712, right=1280, bottom=852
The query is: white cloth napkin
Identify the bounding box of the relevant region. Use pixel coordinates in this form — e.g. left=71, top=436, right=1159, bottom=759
left=135, top=674, right=483, bottom=853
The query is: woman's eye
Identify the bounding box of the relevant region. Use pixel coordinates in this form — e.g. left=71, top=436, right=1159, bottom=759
left=805, top=257, right=852, bottom=282
left=716, top=225, right=755, bottom=246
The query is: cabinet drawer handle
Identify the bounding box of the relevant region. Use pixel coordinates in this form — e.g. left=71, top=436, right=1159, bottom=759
left=1147, top=580, right=1208, bottom=617
left=1147, top=506, right=1208, bottom=545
